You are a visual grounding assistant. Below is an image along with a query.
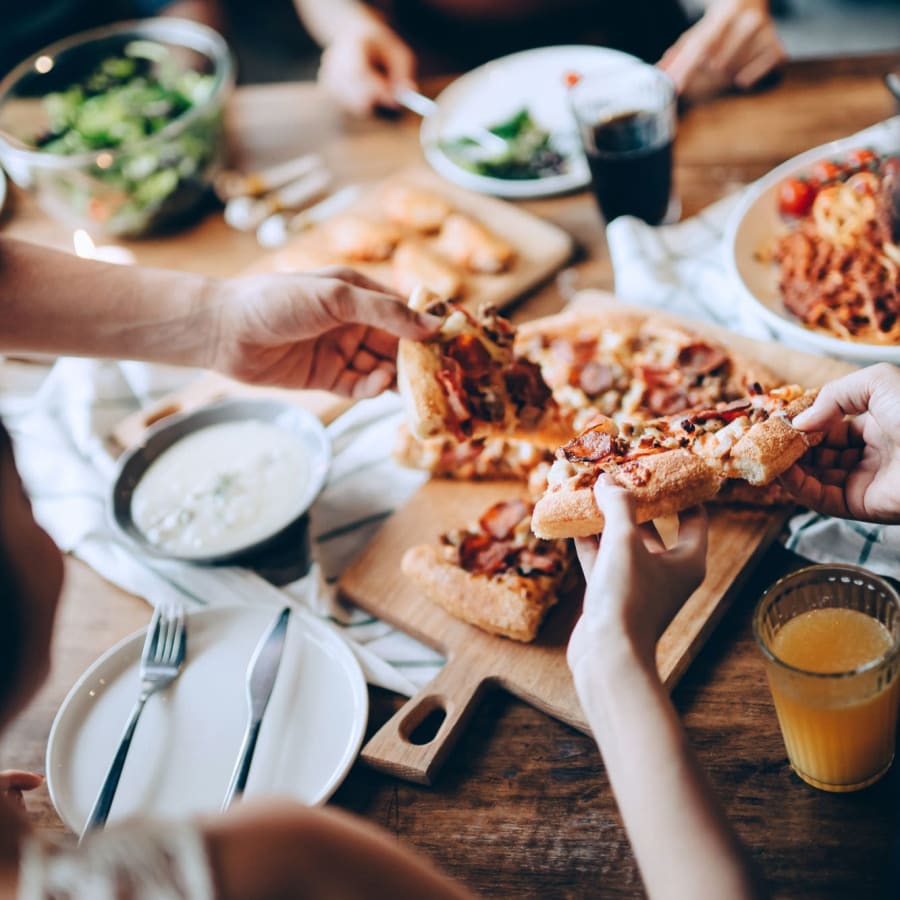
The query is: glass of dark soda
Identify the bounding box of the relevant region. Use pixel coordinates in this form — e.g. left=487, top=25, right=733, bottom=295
left=569, top=64, right=676, bottom=226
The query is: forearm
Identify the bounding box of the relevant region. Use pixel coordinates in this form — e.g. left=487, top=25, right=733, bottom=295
left=573, top=641, right=763, bottom=900
left=293, top=0, right=379, bottom=46
left=0, top=237, right=219, bottom=368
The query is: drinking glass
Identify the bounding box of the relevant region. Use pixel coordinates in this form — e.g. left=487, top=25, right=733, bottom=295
left=753, top=565, right=900, bottom=792
left=569, top=63, right=677, bottom=226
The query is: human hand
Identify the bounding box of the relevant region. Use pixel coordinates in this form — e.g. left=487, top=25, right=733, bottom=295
left=0, top=770, right=43, bottom=811
left=658, top=0, right=786, bottom=98
left=567, top=478, right=708, bottom=677
left=318, top=15, right=416, bottom=115
left=781, top=364, right=900, bottom=523
left=211, top=267, right=439, bottom=398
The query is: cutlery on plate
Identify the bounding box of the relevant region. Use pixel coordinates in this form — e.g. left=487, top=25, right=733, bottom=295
left=222, top=606, right=291, bottom=810
left=256, top=184, right=362, bottom=248
left=81, top=604, right=186, bottom=840
left=394, top=87, right=509, bottom=155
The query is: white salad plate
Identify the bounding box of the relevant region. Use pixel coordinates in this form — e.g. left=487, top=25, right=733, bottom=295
left=47, top=604, right=367, bottom=832
left=421, top=45, right=645, bottom=199
left=724, top=115, right=900, bottom=364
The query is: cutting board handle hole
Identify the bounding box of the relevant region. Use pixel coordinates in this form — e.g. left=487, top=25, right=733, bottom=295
left=402, top=702, right=447, bottom=746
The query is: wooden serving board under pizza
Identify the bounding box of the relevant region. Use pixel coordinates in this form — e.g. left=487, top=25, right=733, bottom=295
left=338, top=292, right=857, bottom=785
left=241, top=166, right=573, bottom=311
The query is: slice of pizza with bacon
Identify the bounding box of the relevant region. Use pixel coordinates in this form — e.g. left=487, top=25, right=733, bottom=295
left=531, top=385, right=822, bottom=539
left=402, top=498, right=574, bottom=642
left=397, top=288, right=572, bottom=445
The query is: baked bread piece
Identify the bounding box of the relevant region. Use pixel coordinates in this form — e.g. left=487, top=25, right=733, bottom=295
left=382, top=183, right=453, bottom=233
left=532, top=386, right=821, bottom=539
left=323, top=214, right=401, bottom=261
left=397, top=288, right=570, bottom=443
left=392, top=241, right=464, bottom=301
left=435, top=213, right=516, bottom=274
left=402, top=498, right=573, bottom=641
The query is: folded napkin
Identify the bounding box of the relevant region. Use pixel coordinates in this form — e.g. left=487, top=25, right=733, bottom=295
left=606, top=160, right=900, bottom=581
left=2, top=359, right=442, bottom=697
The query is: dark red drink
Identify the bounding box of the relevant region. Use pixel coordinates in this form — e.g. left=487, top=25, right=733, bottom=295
left=583, top=110, right=673, bottom=225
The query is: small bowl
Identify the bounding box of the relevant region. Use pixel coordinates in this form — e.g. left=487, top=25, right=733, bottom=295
left=111, top=399, right=331, bottom=565
left=0, top=18, right=234, bottom=237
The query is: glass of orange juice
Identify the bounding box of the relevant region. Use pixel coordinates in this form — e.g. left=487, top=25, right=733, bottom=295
left=753, top=564, right=900, bottom=792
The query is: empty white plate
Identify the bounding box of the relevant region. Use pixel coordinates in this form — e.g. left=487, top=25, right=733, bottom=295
left=47, top=605, right=367, bottom=833
left=421, top=45, right=645, bottom=199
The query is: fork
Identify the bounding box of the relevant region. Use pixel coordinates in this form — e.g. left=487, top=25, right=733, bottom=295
left=80, top=604, right=186, bottom=840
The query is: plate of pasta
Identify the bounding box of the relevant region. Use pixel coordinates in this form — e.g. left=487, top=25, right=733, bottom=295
left=725, top=117, right=900, bottom=363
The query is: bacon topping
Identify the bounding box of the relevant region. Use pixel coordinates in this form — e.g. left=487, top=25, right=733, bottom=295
left=479, top=498, right=528, bottom=540
left=516, top=548, right=562, bottom=576
left=645, top=386, right=689, bottom=416
left=677, top=342, right=729, bottom=375
left=445, top=332, right=493, bottom=376
left=458, top=532, right=513, bottom=575
left=505, top=358, right=553, bottom=424
left=684, top=399, right=752, bottom=426
left=562, top=425, right=622, bottom=464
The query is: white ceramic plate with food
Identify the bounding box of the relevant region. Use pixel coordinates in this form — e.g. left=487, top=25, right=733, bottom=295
left=724, top=116, right=900, bottom=364
left=47, top=604, right=367, bottom=832
left=421, top=45, right=644, bottom=199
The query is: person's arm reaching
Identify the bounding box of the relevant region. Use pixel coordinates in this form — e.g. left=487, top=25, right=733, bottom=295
left=294, top=0, right=416, bottom=115
left=568, top=478, right=764, bottom=900
left=781, top=363, right=900, bottom=523
left=658, top=0, right=785, bottom=99
left=0, top=237, right=438, bottom=398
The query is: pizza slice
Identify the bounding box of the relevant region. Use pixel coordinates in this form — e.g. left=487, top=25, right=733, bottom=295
left=531, top=385, right=820, bottom=539
left=397, top=287, right=571, bottom=443
left=402, top=498, right=573, bottom=642
left=515, top=309, right=779, bottom=427
left=393, top=424, right=553, bottom=487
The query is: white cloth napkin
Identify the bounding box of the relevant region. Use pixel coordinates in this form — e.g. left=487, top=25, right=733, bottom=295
left=606, top=175, right=900, bottom=580
left=2, top=360, right=442, bottom=697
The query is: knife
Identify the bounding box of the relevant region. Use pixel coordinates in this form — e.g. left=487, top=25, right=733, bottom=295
left=222, top=606, right=291, bottom=810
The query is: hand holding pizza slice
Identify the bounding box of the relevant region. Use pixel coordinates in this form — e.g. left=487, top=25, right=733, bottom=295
left=531, top=385, right=823, bottom=539
left=396, top=287, right=571, bottom=444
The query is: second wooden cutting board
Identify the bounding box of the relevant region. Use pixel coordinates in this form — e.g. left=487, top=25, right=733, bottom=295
left=339, top=294, right=857, bottom=785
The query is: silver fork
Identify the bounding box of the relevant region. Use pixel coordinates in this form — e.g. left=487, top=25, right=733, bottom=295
left=80, top=604, right=187, bottom=840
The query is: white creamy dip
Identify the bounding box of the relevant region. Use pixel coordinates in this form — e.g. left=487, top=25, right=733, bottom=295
left=131, top=420, right=312, bottom=557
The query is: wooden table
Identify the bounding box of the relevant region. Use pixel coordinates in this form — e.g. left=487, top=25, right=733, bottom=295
left=2, top=53, right=899, bottom=899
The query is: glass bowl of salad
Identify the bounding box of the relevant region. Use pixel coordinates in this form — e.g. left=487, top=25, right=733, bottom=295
left=0, top=18, right=234, bottom=237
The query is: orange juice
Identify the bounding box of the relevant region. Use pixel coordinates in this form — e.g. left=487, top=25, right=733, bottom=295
left=767, top=607, right=900, bottom=791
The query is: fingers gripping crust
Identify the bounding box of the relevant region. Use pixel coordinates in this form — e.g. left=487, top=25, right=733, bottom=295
left=397, top=339, right=449, bottom=440
left=531, top=450, right=722, bottom=539
left=401, top=544, right=560, bottom=642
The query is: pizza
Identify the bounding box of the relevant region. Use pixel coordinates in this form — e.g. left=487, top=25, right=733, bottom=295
left=514, top=309, right=779, bottom=430
left=396, top=287, right=570, bottom=443
left=393, top=425, right=553, bottom=488
left=531, top=384, right=820, bottom=539
left=401, top=498, right=573, bottom=642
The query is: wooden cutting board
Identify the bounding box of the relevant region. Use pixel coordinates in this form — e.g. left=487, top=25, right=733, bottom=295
left=242, top=166, right=574, bottom=311
left=338, top=293, right=858, bottom=785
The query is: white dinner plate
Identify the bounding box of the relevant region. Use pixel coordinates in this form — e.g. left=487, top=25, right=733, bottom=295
left=421, top=45, right=645, bottom=199
left=724, top=116, right=900, bottom=364
left=47, top=605, right=367, bottom=832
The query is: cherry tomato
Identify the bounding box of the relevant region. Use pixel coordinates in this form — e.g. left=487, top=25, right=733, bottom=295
left=810, top=159, right=846, bottom=185
left=847, top=147, right=878, bottom=168
left=777, top=177, right=817, bottom=218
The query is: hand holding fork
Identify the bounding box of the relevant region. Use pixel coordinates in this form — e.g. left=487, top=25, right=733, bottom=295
left=81, top=604, right=186, bottom=840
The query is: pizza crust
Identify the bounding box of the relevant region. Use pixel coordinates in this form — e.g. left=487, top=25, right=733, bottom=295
left=531, top=449, right=722, bottom=539
left=401, top=544, right=562, bottom=642
left=396, top=338, right=450, bottom=440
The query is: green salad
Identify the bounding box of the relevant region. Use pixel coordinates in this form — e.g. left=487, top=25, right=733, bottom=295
left=440, top=109, right=568, bottom=180
left=33, top=40, right=223, bottom=236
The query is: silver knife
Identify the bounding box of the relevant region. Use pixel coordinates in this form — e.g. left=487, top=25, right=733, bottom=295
left=222, top=606, right=291, bottom=809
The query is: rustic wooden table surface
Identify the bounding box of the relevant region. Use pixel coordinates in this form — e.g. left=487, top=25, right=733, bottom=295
left=2, top=53, right=899, bottom=899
